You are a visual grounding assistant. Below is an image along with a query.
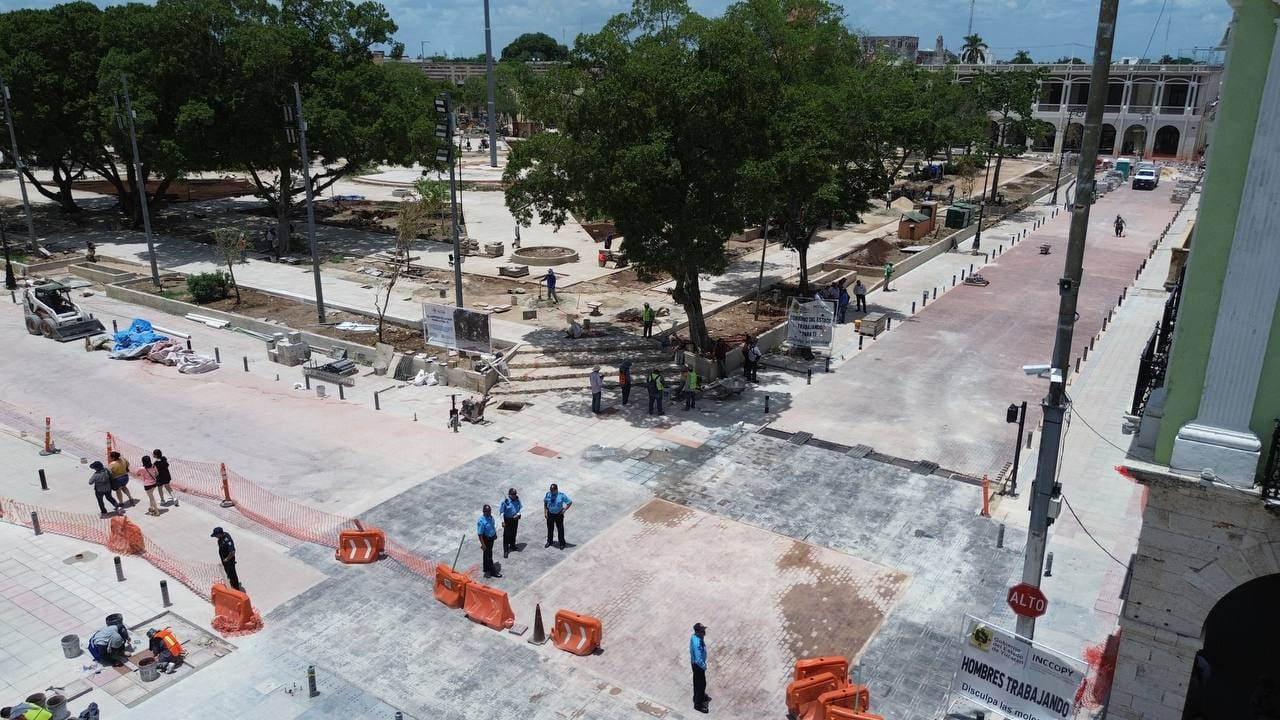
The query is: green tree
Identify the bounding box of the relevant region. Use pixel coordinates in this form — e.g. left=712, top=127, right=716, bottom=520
left=504, top=0, right=768, bottom=352
left=960, top=34, right=988, bottom=64
left=500, top=32, right=569, bottom=62
left=973, top=68, right=1047, bottom=202
left=1010, top=49, right=1034, bottom=64
left=1055, top=56, right=1085, bottom=64
left=389, top=41, right=405, bottom=60
left=1157, top=54, right=1195, bottom=65
left=213, top=227, right=246, bottom=304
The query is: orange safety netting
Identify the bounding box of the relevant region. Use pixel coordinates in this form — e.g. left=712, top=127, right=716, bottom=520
left=108, top=434, right=441, bottom=584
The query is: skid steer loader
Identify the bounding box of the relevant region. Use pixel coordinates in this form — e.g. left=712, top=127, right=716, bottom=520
left=23, top=280, right=106, bottom=342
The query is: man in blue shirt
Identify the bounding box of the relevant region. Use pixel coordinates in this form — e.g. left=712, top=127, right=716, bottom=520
left=477, top=505, right=500, bottom=578
left=690, top=622, right=709, bottom=713
left=544, top=483, right=572, bottom=549
left=544, top=269, right=559, bottom=303
left=211, top=527, right=242, bottom=591
left=499, top=488, right=522, bottom=558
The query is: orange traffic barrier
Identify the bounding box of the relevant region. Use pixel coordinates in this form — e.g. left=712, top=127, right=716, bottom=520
left=786, top=672, right=841, bottom=717
left=40, top=416, right=57, bottom=455
left=463, top=581, right=515, bottom=631
left=817, top=685, right=870, bottom=719
left=795, top=655, right=849, bottom=682
left=434, top=563, right=471, bottom=608
left=336, top=528, right=385, bottom=564
left=981, top=474, right=991, bottom=517
left=827, top=709, right=883, bottom=720
left=107, top=516, right=145, bottom=555
left=210, top=583, right=263, bottom=635
left=551, top=610, right=603, bottom=655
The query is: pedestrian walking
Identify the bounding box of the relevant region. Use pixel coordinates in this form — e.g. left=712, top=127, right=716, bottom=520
left=641, top=302, right=655, bottom=337
left=107, top=451, right=136, bottom=507
left=883, top=262, right=894, bottom=292
left=713, top=340, right=727, bottom=379
left=618, top=360, right=633, bottom=406
left=853, top=280, right=867, bottom=312
left=500, top=488, right=522, bottom=558
left=88, top=461, right=122, bottom=517
left=1114, top=214, right=1126, bottom=237
left=837, top=281, right=850, bottom=324
left=646, top=369, right=665, bottom=415
left=681, top=366, right=698, bottom=411
left=477, top=505, right=501, bottom=578
left=690, top=623, right=710, bottom=713
left=743, top=336, right=761, bottom=382
left=151, top=449, right=176, bottom=506
left=211, top=527, right=242, bottom=591
left=134, top=456, right=161, bottom=516
left=543, top=269, right=559, bottom=303
left=544, top=483, right=572, bottom=549
left=589, top=365, right=604, bottom=414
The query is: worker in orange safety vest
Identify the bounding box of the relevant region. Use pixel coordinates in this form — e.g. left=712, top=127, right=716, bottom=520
left=147, top=628, right=183, bottom=673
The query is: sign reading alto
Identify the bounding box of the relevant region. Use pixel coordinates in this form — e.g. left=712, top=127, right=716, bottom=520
left=422, top=302, right=492, bottom=354
left=950, top=615, right=1085, bottom=720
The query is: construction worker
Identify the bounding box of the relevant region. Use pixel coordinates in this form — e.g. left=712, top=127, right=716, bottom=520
left=641, top=303, right=655, bottom=337
left=544, top=483, right=572, bottom=549
left=210, top=527, right=242, bottom=591
left=0, top=702, right=52, bottom=720
left=883, top=262, right=894, bottom=292
left=543, top=269, right=559, bottom=303
left=690, top=622, right=710, bottom=713
left=618, top=360, right=633, bottom=406
left=499, top=488, right=522, bottom=558
left=88, top=619, right=130, bottom=666
left=147, top=628, right=183, bottom=673
left=681, top=366, right=699, bottom=411
left=646, top=369, right=665, bottom=414
left=477, top=505, right=500, bottom=578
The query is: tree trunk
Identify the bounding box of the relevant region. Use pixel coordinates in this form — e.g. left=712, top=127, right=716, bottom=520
left=674, top=270, right=712, bottom=353
left=795, top=233, right=811, bottom=293
left=225, top=262, right=241, bottom=305
left=276, top=164, right=292, bottom=257
left=988, top=122, right=1007, bottom=203
left=22, top=162, right=79, bottom=213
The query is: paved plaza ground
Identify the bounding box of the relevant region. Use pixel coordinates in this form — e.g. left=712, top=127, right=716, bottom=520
left=0, top=159, right=1193, bottom=719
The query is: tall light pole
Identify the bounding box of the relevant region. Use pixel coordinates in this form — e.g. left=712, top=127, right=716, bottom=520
left=482, top=0, right=499, bottom=168
left=0, top=74, right=37, bottom=251
left=1050, top=110, right=1080, bottom=205
left=2, top=208, right=16, bottom=290
left=119, top=74, right=161, bottom=287
left=1005, top=401, right=1027, bottom=496
left=288, top=82, right=326, bottom=323
left=436, top=93, right=464, bottom=307
left=1016, top=0, right=1118, bottom=641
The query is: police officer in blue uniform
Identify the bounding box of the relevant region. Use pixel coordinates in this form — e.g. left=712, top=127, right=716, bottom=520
left=477, top=505, right=500, bottom=578
left=499, top=488, right=522, bottom=558
left=211, top=527, right=242, bottom=591
left=544, top=484, right=573, bottom=549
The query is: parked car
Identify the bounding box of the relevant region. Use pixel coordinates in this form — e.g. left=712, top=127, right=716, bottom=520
left=1132, top=168, right=1159, bottom=190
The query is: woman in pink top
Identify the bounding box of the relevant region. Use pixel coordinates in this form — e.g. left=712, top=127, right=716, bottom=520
left=134, top=455, right=161, bottom=516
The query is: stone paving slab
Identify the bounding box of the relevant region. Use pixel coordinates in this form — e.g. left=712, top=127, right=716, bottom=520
left=510, top=498, right=909, bottom=718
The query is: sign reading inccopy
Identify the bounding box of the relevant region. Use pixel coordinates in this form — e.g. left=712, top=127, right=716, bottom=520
left=950, top=615, right=1085, bottom=720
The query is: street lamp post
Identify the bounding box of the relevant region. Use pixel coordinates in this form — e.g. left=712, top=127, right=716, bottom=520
left=435, top=94, right=464, bottom=307
left=2, top=208, right=16, bottom=290
left=1050, top=110, right=1080, bottom=206
left=0, top=74, right=38, bottom=251
left=482, top=0, right=498, bottom=168
left=287, top=82, right=326, bottom=323
left=118, top=74, right=161, bottom=288
left=973, top=152, right=993, bottom=252
left=1005, top=401, right=1027, bottom=496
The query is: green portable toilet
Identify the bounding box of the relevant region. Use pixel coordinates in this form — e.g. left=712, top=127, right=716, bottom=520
left=1114, top=158, right=1132, bottom=180
left=946, top=202, right=977, bottom=230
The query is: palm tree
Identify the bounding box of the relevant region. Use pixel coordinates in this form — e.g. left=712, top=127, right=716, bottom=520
left=960, top=34, right=988, bottom=64
left=1011, top=50, right=1033, bottom=64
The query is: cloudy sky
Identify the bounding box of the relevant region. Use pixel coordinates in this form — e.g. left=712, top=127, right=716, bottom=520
left=395, top=0, right=1230, bottom=62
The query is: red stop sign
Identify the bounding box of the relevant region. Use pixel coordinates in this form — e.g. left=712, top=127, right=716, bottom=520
left=1007, top=583, right=1049, bottom=618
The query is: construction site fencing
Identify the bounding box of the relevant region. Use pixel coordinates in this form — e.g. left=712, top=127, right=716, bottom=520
left=0, top=497, right=224, bottom=602
left=108, top=434, right=440, bottom=584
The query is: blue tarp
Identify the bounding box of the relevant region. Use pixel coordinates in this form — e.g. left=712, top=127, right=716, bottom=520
left=112, top=319, right=168, bottom=352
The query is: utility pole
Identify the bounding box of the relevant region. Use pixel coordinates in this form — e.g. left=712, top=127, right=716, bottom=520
left=289, top=83, right=326, bottom=323
left=0, top=74, right=37, bottom=251
left=974, top=150, right=993, bottom=252
left=1016, top=0, right=1118, bottom=641
left=119, top=74, right=161, bottom=287
left=483, top=0, right=499, bottom=168
left=753, top=217, right=771, bottom=321
left=2, top=208, right=16, bottom=290
left=435, top=94, right=464, bottom=307
left=1050, top=110, right=1079, bottom=206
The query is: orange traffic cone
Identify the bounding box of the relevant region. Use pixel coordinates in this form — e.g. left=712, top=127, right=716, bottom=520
left=529, top=603, right=547, bottom=645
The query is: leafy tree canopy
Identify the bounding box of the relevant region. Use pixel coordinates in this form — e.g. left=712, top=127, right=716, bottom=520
left=500, top=32, right=569, bottom=62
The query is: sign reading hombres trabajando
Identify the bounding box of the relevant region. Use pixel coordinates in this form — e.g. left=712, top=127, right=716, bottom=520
left=786, top=299, right=836, bottom=349
left=950, top=616, right=1086, bottom=720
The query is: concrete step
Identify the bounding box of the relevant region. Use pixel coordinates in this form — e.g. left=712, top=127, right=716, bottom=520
left=490, top=377, right=586, bottom=396
left=508, top=349, right=673, bottom=369
left=507, top=361, right=683, bottom=382
left=527, top=333, right=663, bottom=355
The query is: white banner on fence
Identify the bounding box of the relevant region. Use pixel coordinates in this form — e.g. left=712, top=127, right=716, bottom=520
left=422, top=302, right=456, bottom=349
left=950, top=616, right=1086, bottom=720
left=786, top=299, right=836, bottom=349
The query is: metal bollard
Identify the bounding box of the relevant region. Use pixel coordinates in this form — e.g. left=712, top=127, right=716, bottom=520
left=395, top=714, right=403, bottom=720
left=825, top=356, right=831, bottom=373
left=38, top=469, right=47, bottom=491
left=951, top=274, right=956, bottom=287
left=186, top=338, right=192, bottom=351
left=307, top=665, right=319, bottom=697
left=31, top=512, right=41, bottom=536
left=922, top=290, right=928, bottom=306
left=242, top=356, right=249, bottom=372
left=858, top=335, right=863, bottom=350
left=161, top=580, right=172, bottom=607
left=806, top=368, right=812, bottom=385
left=764, top=395, right=770, bottom=413
left=1044, top=552, right=1055, bottom=577
left=304, top=374, right=311, bottom=390
left=1075, top=357, right=1080, bottom=374
left=114, top=556, right=125, bottom=582
left=997, top=524, right=1005, bottom=549
left=338, top=384, right=345, bottom=400
left=374, top=391, right=381, bottom=410
left=970, top=263, right=974, bottom=274
left=1026, top=430, right=1034, bottom=449
left=215, top=347, right=221, bottom=363
left=961, top=269, right=966, bottom=280
left=932, top=287, right=937, bottom=300
left=886, top=317, right=892, bottom=331
left=911, top=301, right=916, bottom=314
left=1103, top=316, right=1109, bottom=331
left=112, top=319, right=119, bottom=333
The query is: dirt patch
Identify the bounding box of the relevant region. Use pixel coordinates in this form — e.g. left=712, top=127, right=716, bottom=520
left=72, top=177, right=254, bottom=202
left=777, top=540, right=815, bottom=570
left=777, top=576, right=888, bottom=659
left=632, top=499, right=694, bottom=528
left=704, top=299, right=787, bottom=343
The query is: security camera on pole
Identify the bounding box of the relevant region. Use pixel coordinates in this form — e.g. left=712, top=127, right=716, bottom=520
left=435, top=94, right=464, bottom=308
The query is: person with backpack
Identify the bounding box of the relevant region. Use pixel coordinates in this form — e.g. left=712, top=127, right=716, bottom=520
left=742, top=336, right=761, bottom=382
left=135, top=455, right=161, bottom=516
left=646, top=369, right=665, bottom=415
left=88, top=461, right=121, bottom=517
left=618, top=360, right=633, bottom=406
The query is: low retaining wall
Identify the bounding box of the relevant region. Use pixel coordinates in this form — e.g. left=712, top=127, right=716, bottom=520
left=69, top=263, right=139, bottom=285
left=13, top=255, right=86, bottom=277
